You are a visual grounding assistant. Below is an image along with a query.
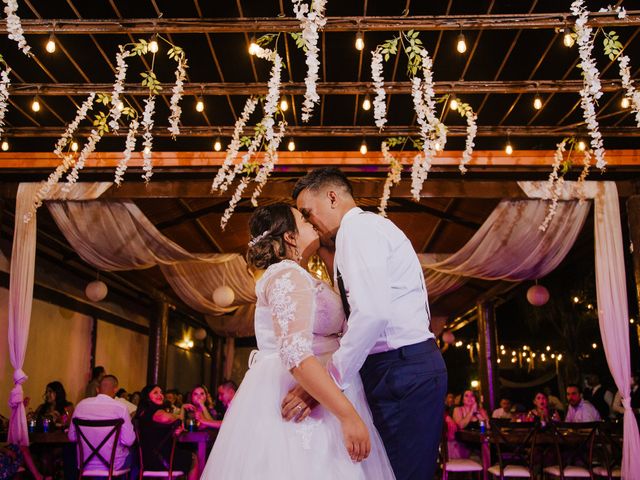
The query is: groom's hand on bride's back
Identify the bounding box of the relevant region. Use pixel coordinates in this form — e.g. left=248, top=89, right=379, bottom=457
left=281, top=385, right=318, bottom=422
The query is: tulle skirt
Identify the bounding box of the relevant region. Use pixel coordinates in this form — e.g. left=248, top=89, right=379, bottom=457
left=200, top=351, right=395, bottom=479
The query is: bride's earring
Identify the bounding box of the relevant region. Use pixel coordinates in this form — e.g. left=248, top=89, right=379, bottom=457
left=293, top=245, right=302, bottom=263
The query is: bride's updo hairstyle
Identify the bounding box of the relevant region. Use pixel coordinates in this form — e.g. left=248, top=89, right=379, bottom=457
left=246, top=202, right=298, bottom=270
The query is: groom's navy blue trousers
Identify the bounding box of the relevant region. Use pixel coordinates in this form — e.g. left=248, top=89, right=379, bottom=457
left=360, top=338, right=447, bottom=480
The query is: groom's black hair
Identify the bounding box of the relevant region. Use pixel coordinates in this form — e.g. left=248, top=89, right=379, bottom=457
left=292, top=167, right=353, bottom=200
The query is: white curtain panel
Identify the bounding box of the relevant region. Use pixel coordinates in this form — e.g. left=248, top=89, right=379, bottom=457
left=8, top=182, right=111, bottom=446
left=520, top=181, right=640, bottom=479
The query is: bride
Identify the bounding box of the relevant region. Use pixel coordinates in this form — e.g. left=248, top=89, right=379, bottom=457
left=200, top=203, right=395, bottom=479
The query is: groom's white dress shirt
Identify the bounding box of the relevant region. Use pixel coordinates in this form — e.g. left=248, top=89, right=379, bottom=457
left=328, top=207, right=433, bottom=390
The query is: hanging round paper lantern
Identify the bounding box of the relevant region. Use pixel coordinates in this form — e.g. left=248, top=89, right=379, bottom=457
left=213, top=286, right=235, bottom=308
left=527, top=284, right=550, bottom=307
left=85, top=280, right=108, bottom=302
left=442, top=330, right=455, bottom=345
left=194, top=328, right=207, bottom=341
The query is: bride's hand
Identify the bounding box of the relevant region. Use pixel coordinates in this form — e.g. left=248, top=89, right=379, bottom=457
left=281, top=384, right=318, bottom=422
left=340, top=413, right=371, bottom=462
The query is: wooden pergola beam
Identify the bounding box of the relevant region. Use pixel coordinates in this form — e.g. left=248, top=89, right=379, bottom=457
left=3, top=125, right=639, bottom=138
left=1, top=12, right=637, bottom=33
left=7, top=79, right=625, bottom=96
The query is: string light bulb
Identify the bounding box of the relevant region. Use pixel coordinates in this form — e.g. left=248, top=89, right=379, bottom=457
left=149, top=36, right=159, bottom=54
left=143, top=146, right=151, bottom=155
left=533, top=95, right=543, bottom=110
left=450, top=97, right=459, bottom=111
left=287, top=138, right=296, bottom=152
left=31, top=96, right=41, bottom=112
left=45, top=33, right=56, bottom=53
left=1, top=140, right=8, bottom=151
left=563, top=29, right=575, bottom=47
left=359, top=139, right=368, bottom=155
left=248, top=39, right=260, bottom=55
left=362, top=94, right=371, bottom=111
left=577, top=140, right=586, bottom=151
left=355, top=32, right=365, bottom=51
left=621, top=96, right=631, bottom=109
left=280, top=98, right=289, bottom=111
left=505, top=141, right=513, bottom=155
left=456, top=33, right=467, bottom=53
left=71, top=141, right=78, bottom=152
left=116, top=101, right=125, bottom=111
left=195, top=97, right=204, bottom=112
left=213, top=137, right=222, bottom=152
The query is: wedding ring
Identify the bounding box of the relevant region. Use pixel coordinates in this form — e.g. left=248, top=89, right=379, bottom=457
left=295, top=405, right=303, bottom=411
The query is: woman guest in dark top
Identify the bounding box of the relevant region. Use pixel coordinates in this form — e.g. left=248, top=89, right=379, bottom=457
left=452, top=390, right=489, bottom=430
left=134, top=385, right=198, bottom=480
left=32, top=381, right=74, bottom=428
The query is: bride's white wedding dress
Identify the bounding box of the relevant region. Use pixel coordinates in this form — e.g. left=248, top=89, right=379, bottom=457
left=200, top=260, right=395, bottom=479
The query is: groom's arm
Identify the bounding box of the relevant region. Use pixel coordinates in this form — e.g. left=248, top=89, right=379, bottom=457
left=328, top=220, right=393, bottom=391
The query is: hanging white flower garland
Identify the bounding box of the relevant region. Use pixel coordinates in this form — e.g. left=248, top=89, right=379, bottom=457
left=617, top=55, right=640, bottom=127
left=455, top=101, right=477, bottom=174
left=168, top=47, right=188, bottom=138
left=109, top=48, right=131, bottom=132
left=540, top=139, right=567, bottom=232
left=3, top=0, right=31, bottom=56
left=64, top=129, right=102, bottom=191
left=371, top=49, right=387, bottom=130
left=54, top=93, right=96, bottom=158
left=291, top=0, right=326, bottom=122
left=571, top=0, right=606, bottom=169
left=141, top=95, right=156, bottom=182
left=114, top=118, right=139, bottom=186
left=378, top=140, right=402, bottom=217
left=0, top=63, right=11, bottom=140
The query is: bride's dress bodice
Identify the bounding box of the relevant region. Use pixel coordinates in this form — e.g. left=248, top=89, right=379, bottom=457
left=254, top=260, right=345, bottom=366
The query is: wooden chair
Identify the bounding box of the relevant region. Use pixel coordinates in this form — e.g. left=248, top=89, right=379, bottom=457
left=543, top=421, right=600, bottom=479
left=134, top=420, right=185, bottom=478
left=488, top=420, right=539, bottom=479
left=591, top=423, right=622, bottom=479
left=72, top=418, right=131, bottom=479
left=439, top=422, right=483, bottom=479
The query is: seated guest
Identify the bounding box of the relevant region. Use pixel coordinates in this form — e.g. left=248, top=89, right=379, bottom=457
left=526, top=392, right=560, bottom=425
left=444, top=409, right=471, bottom=459
left=453, top=390, right=489, bottom=430
left=114, top=388, right=137, bottom=417
left=115, top=389, right=128, bottom=400
left=164, top=389, right=181, bottom=415
left=33, top=381, right=74, bottom=427
left=612, top=372, right=640, bottom=416
left=583, top=374, right=610, bottom=420
left=565, top=384, right=601, bottom=423
left=444, top=392, right=456, bottom=416
left=84, top=366, right=105, bottom=399
left=129, top=392, right=141, bottom=407
left=135, top=385, right=198, bottom=480
left=492, top=397, right=513, bottom=420
left=68, top=375, right=135, bottom=472
left=186, top=385, right=221, bottom=429
left=544, top=386, right=565, bottom=414
left=212, top=380, right=237, bottom=420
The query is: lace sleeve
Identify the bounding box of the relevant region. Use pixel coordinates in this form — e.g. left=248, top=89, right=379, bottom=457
left=264, top=264, right=315, bottom=370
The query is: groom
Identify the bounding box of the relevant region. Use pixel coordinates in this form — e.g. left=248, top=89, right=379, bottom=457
left=285, top=167, right=447, bottom=480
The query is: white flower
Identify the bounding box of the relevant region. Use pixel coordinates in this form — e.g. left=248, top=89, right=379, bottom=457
left=291, top=0, right=326, bottom=122
left=114, top=118, right=139, bottom=186
left=3, top=0, right=31, bottom=56
left=54, top=93, right=96, bottom=158
left=221, top=177, right=250, bottom=231
left=540, top=139, right=567, bottom=232
left=378, top=141, right=402, bottom=217
left=109, top=48, right=131, bottom=132
left=576, top=149, right=591, bottom=203
left=571, top=0, right=606, bottom=169
left=252, top=46, right=282, bottom=144
left=64, top=129, right=102, bottom=191
left=617, top=55, right=640, bottom=128
left=211, top=96, right=258, bottom=192
left=251, top=120, right=287, bottom=206
left=168, top=53, right=188, bottom=138
left=25, top=153, right=77, bottom=222
left=371, top=49, right=387, bottom=130
left=141, top=96, right=156, bottom=182
left=0, top=66, right=11, bottom=139
left=459, top=106, right=477, bottom=174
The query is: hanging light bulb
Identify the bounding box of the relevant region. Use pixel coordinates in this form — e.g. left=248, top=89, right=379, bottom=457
left=563, top=29, right=575, bottom=47
left=214, top=137, right=222, bottom=152
left=116, top=101, right=125, bottom=111
left=450, top=97, right=459, bottom=111
left=149, top=36, right=159, bottom=53
left=143, top=146, right=151, bottom=155
left=287, top=138, right=295, bottom=152
left=196, top=97, right=204, bottom=112
left=45, top=33, right=56, bottom=53
left=71, top=141, right=79, bottom=152
left=1, top=139, right=9, bottom=151
left=621, top=96, right=631, bottom=109
left=505, top=142, right=513, bottom=155
left=280, top=98, right=289, bottom=111
left=362, top=94, right=371, bottom=111
left=355, top=32, right=365, bottom=51
left=248, top=38, right=260, bottom=55
left=31, top=96, right=41, bottom=112
left=359, top=139, right=368, bottom=155
left=456, top=33, right=467, bottom=53
left=577, top=140, right=586, bottom=151
left=533, top=95, right=543, bottom=110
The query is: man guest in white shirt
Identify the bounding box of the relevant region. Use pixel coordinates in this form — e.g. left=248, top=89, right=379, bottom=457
left=286, top=167, right=447, bottom=480
left=69, top=375, right=135, bottom=472
left=564, top=384, right=601, bottom=423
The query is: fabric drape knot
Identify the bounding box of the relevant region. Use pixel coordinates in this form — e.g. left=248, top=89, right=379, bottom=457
left=8, top=384, right=24, bottom=409
left=13, top=368, right=27, bottom=385
left=622, top=396, right=632, bottom=411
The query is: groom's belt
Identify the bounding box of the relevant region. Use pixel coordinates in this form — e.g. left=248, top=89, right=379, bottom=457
left=365, top=338, right=437, bottom=361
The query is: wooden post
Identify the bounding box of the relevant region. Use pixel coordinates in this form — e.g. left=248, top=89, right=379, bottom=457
left=477, top=300, right=499, bottom=412
left=212, top=335, right=225, bottom=389
left=147, top=300, right=169, bottom=386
